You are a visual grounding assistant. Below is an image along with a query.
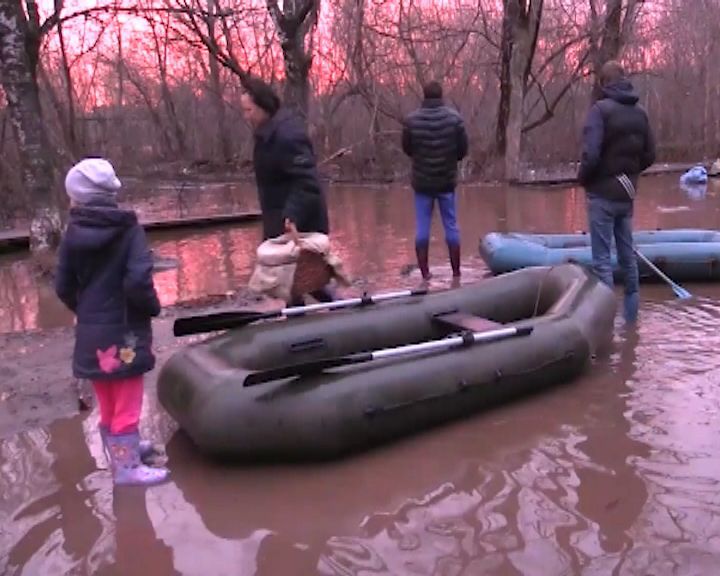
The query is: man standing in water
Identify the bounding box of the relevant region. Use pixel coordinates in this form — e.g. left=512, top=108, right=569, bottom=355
left=402, top=81, right=468, bottom=283
left=240, top=76, right=333, bottom=304
left=578, top=61, right=656, bottom=322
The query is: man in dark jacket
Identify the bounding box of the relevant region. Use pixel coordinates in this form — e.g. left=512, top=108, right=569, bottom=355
left=578, top=60, right=656, bottom=322
left=240, top=77, right=332, bottom=303
left=402, top=81, right=468, bottom=282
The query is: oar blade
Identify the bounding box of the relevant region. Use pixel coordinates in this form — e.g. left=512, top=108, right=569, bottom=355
left=172, top=288, right=429, bottom=337
left=633, top=246, right=692, bottom=300
left=243, top=325, right=533, bottom=387
left=674, top=285, right=693, bottom=300
left=173, top=310, right=270, bottom=337
left=243, top=353, right=370, bottom=387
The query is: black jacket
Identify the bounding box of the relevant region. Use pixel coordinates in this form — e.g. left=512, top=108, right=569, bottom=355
left=402, top=98, right=468, bottom=195
left=578, top=80, right=656, bottom=200
left=253, top=109, right=329, bottom=239
left=55, top=203, right=160, bottom=380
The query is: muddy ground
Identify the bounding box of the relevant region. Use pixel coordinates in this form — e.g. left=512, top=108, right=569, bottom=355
left=0, top=290, right=272, bottom=439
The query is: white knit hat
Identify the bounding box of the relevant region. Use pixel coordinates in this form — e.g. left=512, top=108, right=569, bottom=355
left=65, top=158, right=122, bottom=205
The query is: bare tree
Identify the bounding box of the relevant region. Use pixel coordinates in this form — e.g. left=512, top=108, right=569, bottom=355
left=266, top=0, right=319, bottom=115
left=0, top=0, right=63, bottom=255
left=495, top=0, right=544, bottom=181
left=2, top=0, right=718, bottom=195
left=588, top=0, right=644, bottom=98
left=206, top=0, right=232, bottom=162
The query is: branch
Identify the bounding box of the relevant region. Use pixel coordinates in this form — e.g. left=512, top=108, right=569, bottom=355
left=522, top=49, right=590, bottom=133
left=39, top=0, right=64, bottom=36
left=526, top=32, right=589, bottom=93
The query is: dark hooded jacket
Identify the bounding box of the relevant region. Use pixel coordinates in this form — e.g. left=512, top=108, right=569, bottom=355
left=253, top=108, right=329, bottom=240
left=578, top=79, right=656, bottom=200
left=402, top=98, right=469, bottom=195
left=55, top=203, right=161, bottom=381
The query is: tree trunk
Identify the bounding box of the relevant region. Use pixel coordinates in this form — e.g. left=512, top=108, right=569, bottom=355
left=496, top=0, right=544, bottom=181
left=57, top=18, right=78, bottom=155
left=494, top=3, right=514, bottom=156
left=207, top=0, right=232, bottom=163
left=267, top=0, right=318, bottom=116
left=590, top=0, right=643, bottom=99
left=149, top=12, right=187, bottom=158
left=504, top=48, right=527, bottom=182
left=716, top=82, right=720, bottom=157
left=703, top=58, right=712, bottom=157
left=0, top=0, right=61, bottom=253
left=209, top=56, right=232, bottom=162
left=280, top=35, right=311, bottom=115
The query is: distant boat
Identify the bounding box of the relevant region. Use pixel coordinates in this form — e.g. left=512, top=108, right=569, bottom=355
left=479, top=229, right=720, bottom=282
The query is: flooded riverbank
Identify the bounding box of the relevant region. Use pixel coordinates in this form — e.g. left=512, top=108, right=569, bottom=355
left=2, top=174, right=720, bottom=574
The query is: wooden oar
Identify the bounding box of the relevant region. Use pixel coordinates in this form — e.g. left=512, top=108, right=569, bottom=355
left=243, top=325, right=534, bottom=387
left=173, top=288, right=429, bottom=336
left=633, top=247, right=692, bottom=299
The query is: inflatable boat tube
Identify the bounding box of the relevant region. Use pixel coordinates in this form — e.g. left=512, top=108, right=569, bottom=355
left=479, top=229, right=720, bottom=282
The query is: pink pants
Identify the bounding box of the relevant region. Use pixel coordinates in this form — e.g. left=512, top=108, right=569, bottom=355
left=92, top=376, right=144, bottom=434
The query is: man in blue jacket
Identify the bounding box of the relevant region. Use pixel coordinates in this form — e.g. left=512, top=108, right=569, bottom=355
left=403, top=81, right=468, bottom=283
left=578, top=60, right=656, bottom=322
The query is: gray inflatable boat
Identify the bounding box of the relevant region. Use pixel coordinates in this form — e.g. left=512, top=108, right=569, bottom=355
left=157, top=264, right=616, bottom=460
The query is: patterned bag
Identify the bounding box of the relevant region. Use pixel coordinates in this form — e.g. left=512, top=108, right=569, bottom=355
left=248, top=233, right=349, bottom=303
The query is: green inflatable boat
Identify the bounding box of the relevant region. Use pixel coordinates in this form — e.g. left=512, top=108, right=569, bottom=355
left=157, top=264, right=616, bottom=461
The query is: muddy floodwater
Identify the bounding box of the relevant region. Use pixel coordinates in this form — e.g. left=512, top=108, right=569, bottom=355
left=2, top=174, right=720, bottom=574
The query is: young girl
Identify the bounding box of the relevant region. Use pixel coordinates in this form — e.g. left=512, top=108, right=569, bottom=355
left=55, top=158, right=169, bottom=486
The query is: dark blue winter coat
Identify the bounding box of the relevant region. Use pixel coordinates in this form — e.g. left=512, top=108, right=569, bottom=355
left=253, top=108, right=329, bottom=240
left=578, top=79, right=656, bottom=200
left=55, top=203, right=161, bottom=381
left=402, top=98, right=469, bottom=195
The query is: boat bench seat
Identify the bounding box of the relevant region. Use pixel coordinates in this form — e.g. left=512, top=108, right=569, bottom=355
left=433, top=312, right=502, bottom=333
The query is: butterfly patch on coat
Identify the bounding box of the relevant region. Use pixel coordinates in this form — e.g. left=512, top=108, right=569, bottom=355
left=119, top=332, right=138, bottom=365
left=97, top=346, right=122, bottom=374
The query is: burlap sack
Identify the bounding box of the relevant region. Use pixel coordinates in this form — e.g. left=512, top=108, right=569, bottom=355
left=248, top=233, right=349, bottom=303
left=710, top=159, right=720, bottom=177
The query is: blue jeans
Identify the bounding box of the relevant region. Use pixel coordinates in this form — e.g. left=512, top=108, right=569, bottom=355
left=414, top=192, right=460, bottom=246
left=587, top=195, right=639, bottom=321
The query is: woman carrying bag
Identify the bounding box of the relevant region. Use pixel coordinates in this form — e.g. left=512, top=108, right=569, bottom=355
left=240, top=76, right=339, bottom=305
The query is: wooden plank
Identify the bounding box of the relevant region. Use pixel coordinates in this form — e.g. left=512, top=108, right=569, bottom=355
left=0, top=229, right=29, bottom=252
left=517, top=161, right=700, bottom=186
left=0, top=210, right=262, bottom=253
left=141, top=211, right=261, bottom=231
left=433, top=312, right=502, bottom=333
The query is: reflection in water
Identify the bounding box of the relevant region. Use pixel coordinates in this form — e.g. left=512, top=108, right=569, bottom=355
left=1, top=417, right=111, bottom=574
left=111, top=488, right=177, bottom=576
left=4, top=173, right=719, bottom=334
left=4, top=175, right=720, bottom=573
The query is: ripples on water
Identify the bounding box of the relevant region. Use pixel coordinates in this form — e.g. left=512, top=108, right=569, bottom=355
left=3, top=175, right=720, bottom=574
left=2, top=300, right=720, bottom=574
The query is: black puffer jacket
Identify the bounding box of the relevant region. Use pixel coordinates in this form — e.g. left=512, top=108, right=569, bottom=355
left=402, top=98, right=469, bottom=195
left=578, top=79, right=656, bottom=199
left=55, top=203, right=160, bottom=380
left=253, top=108, right=329, bottom=240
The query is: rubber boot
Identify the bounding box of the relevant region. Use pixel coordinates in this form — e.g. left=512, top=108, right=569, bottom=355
left=100, top=424, right=165, bottom=467
left=448, top=243, right=461, bottom=278
left=105, top=431, right=169, bottom=486
left=415, top=243, right=432, bottom=281
left=623, top=291, right=639, bottom=323
left=309, top=284, right=336, bottom=303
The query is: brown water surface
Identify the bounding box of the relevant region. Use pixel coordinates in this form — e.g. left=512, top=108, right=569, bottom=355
left=2, top=174, right=720, bottom=574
